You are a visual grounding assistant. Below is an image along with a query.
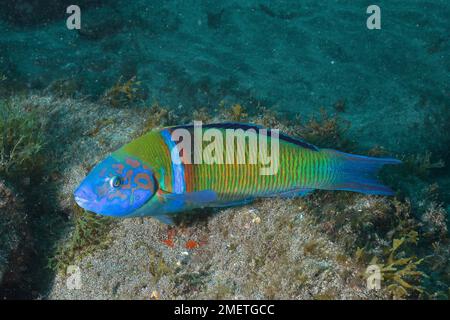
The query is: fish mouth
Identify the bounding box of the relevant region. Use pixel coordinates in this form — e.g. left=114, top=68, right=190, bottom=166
left=73, top=186, right=95, bottom=211
left=73, top=192, right=102, bottom=215
left=74, top=195, right=89, bottom=209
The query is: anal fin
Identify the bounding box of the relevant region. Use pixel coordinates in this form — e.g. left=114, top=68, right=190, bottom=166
left=159, top=190, right=218, bottom=205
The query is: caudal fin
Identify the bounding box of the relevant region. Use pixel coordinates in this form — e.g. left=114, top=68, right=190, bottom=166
left=325, top=149, right=401, bottom=196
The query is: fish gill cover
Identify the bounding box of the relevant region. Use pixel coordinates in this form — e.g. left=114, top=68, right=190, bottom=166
left=0, top=0, right=449, bottom=300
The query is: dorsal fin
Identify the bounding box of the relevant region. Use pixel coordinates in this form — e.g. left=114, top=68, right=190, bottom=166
left=167, top=122, right=319, bottom=151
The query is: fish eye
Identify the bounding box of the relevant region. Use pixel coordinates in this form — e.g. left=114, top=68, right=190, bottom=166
left=110, top=176, right=122, bottom=188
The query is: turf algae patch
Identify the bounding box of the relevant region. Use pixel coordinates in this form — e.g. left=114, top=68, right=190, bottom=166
left=0, top=98, right=44, bottom=180
left=50, top=205, right=116, bottom=274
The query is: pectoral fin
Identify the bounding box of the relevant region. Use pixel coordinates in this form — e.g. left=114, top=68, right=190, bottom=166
left=158, top=189, right=218, bottom=205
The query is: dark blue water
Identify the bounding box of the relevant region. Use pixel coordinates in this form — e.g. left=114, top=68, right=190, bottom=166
left=3, top=0, right=449, bottom=193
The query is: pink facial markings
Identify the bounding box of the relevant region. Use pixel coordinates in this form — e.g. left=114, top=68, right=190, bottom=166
left=108, top=190, right=127, bottom=200
left=96, top=183, right=109, bottom=197
left=121, top=170, right=134, bottom=190
left=77, top=155, right=156, bottom=217
left=126, top=158, right=140, bottom=168
left=110, top=159, right=155, bottom=207
left=134, top=173, right=153, bottom=190
left=112, top=163, right=125, bottom=174
left=91, top=157, right=155, bottom=214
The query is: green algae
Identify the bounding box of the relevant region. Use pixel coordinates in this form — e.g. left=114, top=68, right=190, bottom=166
left=102, top=76, right=143, bottom=108
left=292, top=107, right=353, bottom=150
left=50, top=204, right=116, bottom=274
left=369, top=237, right=426, bottom=299
left=134, top=241, right=173, bottom=284
left=0, top=98, right=44, bottom=180
left=140, top=102, right=174, bottom=133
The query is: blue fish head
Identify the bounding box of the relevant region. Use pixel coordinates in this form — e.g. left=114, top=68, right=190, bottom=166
left=74, top=155, right=157, bottom=217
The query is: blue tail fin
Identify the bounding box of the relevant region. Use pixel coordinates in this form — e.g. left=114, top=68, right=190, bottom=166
left=325, top=149, right=401, bottom=196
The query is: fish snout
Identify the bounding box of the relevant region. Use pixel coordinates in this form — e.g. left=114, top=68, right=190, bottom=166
left=74, top=185, right=96, bottom=210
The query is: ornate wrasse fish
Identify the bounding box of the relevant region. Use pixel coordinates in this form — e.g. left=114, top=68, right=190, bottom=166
left=74, top=123, right=401, bottom=224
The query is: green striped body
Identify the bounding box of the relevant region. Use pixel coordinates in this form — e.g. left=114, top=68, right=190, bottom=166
left=117, top=124, right=339, bottom=205
left=187, top=135, right=336, bottom=202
